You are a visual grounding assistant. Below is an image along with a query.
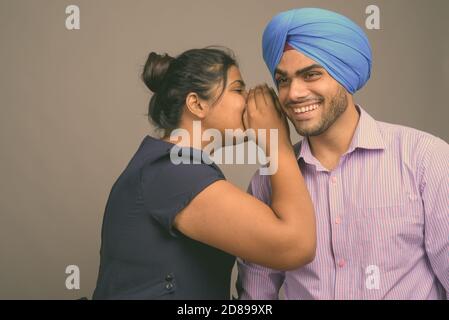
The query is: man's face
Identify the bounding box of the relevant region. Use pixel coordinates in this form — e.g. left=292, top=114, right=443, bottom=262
left=275, top=50, right=349, bottom=137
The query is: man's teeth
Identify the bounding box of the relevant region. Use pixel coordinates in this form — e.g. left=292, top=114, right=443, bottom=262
left=293, top=104, right=320, bottom=114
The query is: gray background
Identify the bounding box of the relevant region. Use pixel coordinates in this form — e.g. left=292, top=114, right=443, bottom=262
left=0, top=0, right=448, bottom=299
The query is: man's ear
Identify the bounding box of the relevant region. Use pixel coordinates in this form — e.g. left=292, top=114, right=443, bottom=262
left=185, top=92, right=209, bottom=119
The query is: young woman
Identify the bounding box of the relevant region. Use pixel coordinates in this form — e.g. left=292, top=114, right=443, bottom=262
left=93, top=48, right=316, bottom=299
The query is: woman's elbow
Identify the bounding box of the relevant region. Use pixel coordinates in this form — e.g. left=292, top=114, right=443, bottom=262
left=285, top=245, right=316, bottom=270
left=300, top=241, right=317, bottom=265
left=270, top=237, right=316, bottom=271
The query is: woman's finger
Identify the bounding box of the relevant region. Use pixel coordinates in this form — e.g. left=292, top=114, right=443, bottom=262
left=261, top=84, right=274, bottom=109
left=242, top=106, right=249, bottom=130
left=269, top=87, right=283, bottom=116
left=254, top=85, right=266, bottom=111
left=247, top=88, right=256, bottom=114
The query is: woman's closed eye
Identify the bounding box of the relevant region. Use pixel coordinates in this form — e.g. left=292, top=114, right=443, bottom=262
left=233, top=88, right=246, bottom=95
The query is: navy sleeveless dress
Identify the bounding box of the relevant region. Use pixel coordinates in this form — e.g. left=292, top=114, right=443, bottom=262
left=93, top=135, right=235, bottom=299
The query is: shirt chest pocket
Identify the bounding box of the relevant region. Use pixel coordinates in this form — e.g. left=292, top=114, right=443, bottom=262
left=356, top=191, right=423, bottom=217
left=355, top=192, right=424, bottom=233
left=348, top=162, right=419, bottom=211
left=354, top=197, right=424, bottom=271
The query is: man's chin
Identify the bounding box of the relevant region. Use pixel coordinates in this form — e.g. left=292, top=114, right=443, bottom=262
left=293, top=122, right=322, bottom=137
left=298, top=126, right=329, bottom=137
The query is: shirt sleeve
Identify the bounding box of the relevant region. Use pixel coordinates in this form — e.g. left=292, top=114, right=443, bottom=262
left=420, top=136, right=449, bottom=298
left=236, top=170, right=285, bottom=300
left=141, top=152, right=225, bottom=237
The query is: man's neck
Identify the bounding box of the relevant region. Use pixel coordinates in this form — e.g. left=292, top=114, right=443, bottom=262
left=307, top=103, right=360, bottom=171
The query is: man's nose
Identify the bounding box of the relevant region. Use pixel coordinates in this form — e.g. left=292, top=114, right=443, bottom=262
left=288, top=79, right=310, bottom=103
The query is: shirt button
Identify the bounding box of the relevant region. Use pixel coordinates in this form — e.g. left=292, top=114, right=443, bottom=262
left=165, top=282, right=174, bottom=290
left=335, top=216, right=341, bottom=224
left=331, top=176, right=338, bottom=184
left=338, top=259, right=346, bottom=268
left=408, top=193, right=417, bottom=201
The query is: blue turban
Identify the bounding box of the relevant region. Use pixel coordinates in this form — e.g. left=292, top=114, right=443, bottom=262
left=262, top=8, right=372, bottom=94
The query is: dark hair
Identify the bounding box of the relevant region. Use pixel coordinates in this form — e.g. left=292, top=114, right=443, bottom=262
left=142, top=47, right=238, bottom=134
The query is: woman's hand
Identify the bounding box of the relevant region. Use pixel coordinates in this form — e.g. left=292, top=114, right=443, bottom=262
left=243, top=84, right=291, bottom=155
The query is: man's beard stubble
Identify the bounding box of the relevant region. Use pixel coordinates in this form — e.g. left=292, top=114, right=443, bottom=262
left=295, top=86, right=348, bottom=137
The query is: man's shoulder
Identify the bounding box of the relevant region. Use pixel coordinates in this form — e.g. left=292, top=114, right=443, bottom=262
left=375, top=120, right=448, bottom=169
left=377, top=120, right=432, bottom=138
left=376, top=120, right=445, bottom=151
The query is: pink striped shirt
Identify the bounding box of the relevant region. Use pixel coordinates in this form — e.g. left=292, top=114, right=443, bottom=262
left=237, top=105, right=449, bottom=300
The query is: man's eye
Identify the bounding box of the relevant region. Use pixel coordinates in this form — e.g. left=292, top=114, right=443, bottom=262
left=276, top=77, right=288, bottom=85
left=304, top=72, right=321, bottom=80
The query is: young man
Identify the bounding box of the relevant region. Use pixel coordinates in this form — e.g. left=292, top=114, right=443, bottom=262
left=237, top=8, right=448, bottom=299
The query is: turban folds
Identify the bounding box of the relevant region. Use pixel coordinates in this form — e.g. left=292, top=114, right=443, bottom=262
left=262, top=8, right=372, bottom=94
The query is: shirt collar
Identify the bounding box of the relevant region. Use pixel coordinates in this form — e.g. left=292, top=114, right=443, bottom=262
left=296, top=105, right=386, bottom=164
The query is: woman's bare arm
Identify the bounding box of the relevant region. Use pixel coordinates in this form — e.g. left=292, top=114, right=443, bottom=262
left=174, top=85, right=316, bottom=270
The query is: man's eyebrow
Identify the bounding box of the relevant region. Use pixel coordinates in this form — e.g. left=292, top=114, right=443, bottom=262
left=275, top=64, right=324, bottom=77
left=229, top=80, right=246, bottom=87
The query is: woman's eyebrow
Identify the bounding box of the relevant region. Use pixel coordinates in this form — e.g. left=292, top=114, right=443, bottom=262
left=229, top=80, right=246, bottom=87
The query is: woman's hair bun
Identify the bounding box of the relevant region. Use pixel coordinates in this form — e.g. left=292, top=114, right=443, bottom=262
left=142, top=52, right=174, bottom=93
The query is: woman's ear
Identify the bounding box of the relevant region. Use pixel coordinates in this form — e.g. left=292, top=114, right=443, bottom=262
left=185, top=92, right=209, bottom=119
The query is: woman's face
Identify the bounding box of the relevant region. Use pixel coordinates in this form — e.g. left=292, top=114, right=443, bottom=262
left=202, top=66, right=247, bottom=145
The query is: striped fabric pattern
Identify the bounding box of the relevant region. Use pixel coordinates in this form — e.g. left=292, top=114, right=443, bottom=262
left=237, top=105, right=449, bottom=300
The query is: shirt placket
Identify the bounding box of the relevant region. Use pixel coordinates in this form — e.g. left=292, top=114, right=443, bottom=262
left=328, top=165, right=352, bottom=299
